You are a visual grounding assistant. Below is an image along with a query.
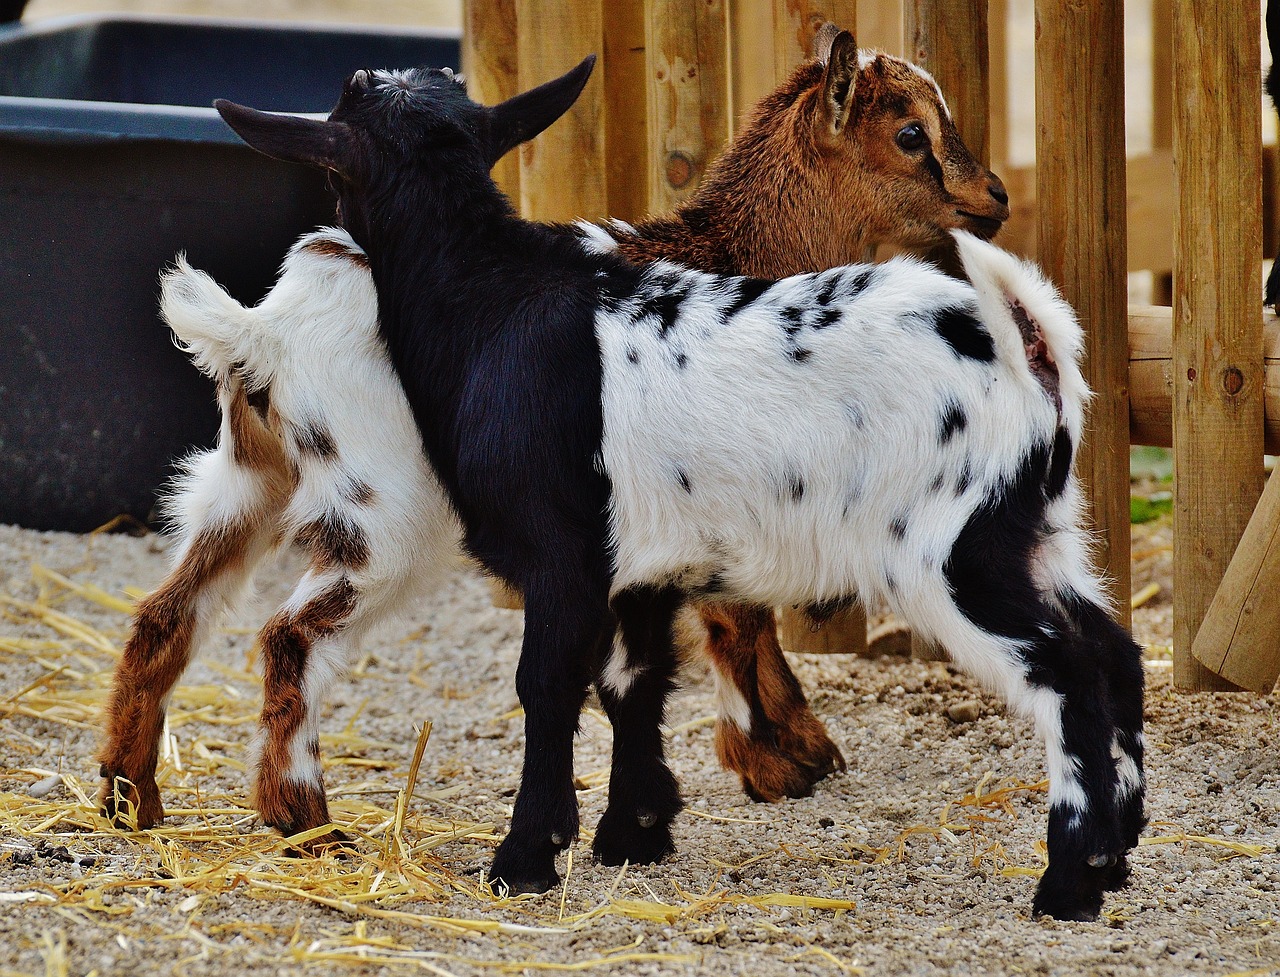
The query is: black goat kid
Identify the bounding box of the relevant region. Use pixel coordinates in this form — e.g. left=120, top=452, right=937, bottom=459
left=212, top=59, right=1145, bottom=920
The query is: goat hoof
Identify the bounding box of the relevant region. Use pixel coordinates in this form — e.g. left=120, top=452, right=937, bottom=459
left=592, top=806, right=675, bottom=866
left=98, top=770, right=164, bottom=830
left=1032, top=862, right=1105, bottom=922
left=488, top=843, right=561, bottom=897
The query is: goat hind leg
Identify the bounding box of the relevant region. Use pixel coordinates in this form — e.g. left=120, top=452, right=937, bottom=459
left=99, top=464, right=281, bottom=829
left=252, top=568, right=367, bottom=850
left=1061, top=591, right=1147, bottom=889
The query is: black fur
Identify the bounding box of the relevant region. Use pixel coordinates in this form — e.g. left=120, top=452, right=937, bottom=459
left=934, top=306, right=996, bottom=362
left=723, top=277, right=772, bottom=318
left=939, top=402, right=967, bottom=443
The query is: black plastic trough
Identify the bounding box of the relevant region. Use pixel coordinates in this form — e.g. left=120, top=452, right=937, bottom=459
left=0, top=14, right=459, bottom=531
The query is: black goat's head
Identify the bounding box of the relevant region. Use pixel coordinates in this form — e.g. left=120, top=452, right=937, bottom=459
left=214, top=55, right=596, bottom=236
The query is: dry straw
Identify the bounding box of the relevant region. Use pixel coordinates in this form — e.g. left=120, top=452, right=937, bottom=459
left=2, top=548, right=1274, bottom=974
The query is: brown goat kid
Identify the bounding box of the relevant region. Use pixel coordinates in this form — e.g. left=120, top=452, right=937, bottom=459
left=609, top=24, right=1008, bottom=802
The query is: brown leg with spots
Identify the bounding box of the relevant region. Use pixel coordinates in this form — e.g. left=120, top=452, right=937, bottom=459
left=699, top=602, right=846, bottom=802
left=252, top=574, right=358, bottom=849
left=99, top=519, right=273, bottom=828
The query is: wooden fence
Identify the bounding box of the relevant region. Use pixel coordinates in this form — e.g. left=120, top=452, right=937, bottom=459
left=463, top=0, right=1280, bottom=693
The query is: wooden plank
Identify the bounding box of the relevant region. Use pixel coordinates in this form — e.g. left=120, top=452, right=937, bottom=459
left=644, top=0, right=730, bottom=214
left=903, top=0, right=987, bottom=663
left=603, top=1, right=649, bottom=222
left=904, top=0, right=988, bottom=165
left=857, top=0, right=901, bottom=55
left=516, top=0, right=606, bottom=221
left=729, top=0, right=776, bottom=130
left=462, top=0, right=521, bottom=201
left=1128, top=307, right=1280, bottom=453
left=773, top=0, right=857, bottom=82
left=986, top=0, right=1007, bottom=169
left=1151, top=0, right=1172, bottom=152
left=1034, top=1, right=1130, bottom=628
left=1172, top=0, right=1263, bottom=690
left=1191, top=465, right=1280, bottom=692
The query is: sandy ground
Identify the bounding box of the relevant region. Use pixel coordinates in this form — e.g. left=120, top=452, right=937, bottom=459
left=1, top=514, right=1277, bottom=977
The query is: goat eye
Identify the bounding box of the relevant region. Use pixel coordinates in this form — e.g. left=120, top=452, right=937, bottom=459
left=896, top=123, right=927, bottom=151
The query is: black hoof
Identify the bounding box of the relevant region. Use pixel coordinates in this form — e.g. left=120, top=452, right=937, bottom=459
left=592, top=805, right=676, bottom=866
left=1032, top=861, right=1105, bottom=921
left=488, top=839, right=563, bottom=897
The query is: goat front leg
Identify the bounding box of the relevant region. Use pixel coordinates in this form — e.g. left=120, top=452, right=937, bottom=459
left=698, top=602, right=845, bottom=802
left=488, top=583, right=610, bottom=896
left=593, top=586, right=685, bottom=867
left=99, top=446, right=285, bottom=829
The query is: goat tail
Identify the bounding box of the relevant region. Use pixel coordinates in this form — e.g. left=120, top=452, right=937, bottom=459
left=951, top=230, right=1090, bottom=416
left=160, top=256, right=272, bottom=387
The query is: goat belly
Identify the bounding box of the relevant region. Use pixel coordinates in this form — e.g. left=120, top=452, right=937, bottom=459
left=596, top=259, right=1063, bottom=608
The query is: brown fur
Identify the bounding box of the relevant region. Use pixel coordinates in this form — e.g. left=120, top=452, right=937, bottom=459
left=612, top=30, right=1006, bottom=802
left=698, top=603, right=846, bottom=802
left=302, top=236, right=371, bottom=267
left=294, top=514, right=371, bottom=571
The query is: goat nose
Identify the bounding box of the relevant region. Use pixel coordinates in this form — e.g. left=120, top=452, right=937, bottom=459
left=988, top=182, right=1009, bottom=206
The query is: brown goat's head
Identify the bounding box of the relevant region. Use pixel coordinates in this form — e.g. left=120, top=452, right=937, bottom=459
left=809, top=25, right=1009, bottom=251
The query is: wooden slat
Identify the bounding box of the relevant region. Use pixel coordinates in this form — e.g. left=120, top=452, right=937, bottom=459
left=1128, top=307, right=1280, bottom=454
left=516, top=0, right=607, bottom=221
left=462, top=0, right=520, bottom=201
left=902, top=0, right=988, bottom=663
left=1172, top=0, right=1263, bottom=690
left=603, top=2, right=649, bottom=222
left=729, top=0, right=775, bottom=130
left=1191, top=464, right=1280, bottom=692
left=644, top=0, right=730, bottom=214
left=857, top=0, right=901, bottom=55
left=773, top=0, right=857, bottom=82
left=904, top=0, right=988, bottom=165
left=986, top=0, right=1007, bottom=169
left=1034, top=1, right=1130, bottom=628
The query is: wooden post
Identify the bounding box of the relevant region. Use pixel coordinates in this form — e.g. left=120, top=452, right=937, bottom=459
left=903, top=0, right=988, bottom=663
left=986, top=0, right=1006, bottom=172
left=1151, top=0, right=1173, bottom=304
left=516, top=0, right=607, bottom=221
left=1191, top=468, right=1280, bottom=692
left=603, top=3, right=649, bottom=222
left=462, top=0, right=521, bottom=201
left=857, top=0, right=902, bottom=56
left=904, top=0, right=988, bottom=165
left=1171, top=0, right=1263, bottom=690
left=645, top=0, right=730, bottom=214
left=1034, top=2, right=1130, bottom=635
left=773, top=0, right=857, bottom=82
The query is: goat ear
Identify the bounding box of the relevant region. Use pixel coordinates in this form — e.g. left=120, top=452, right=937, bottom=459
left=215, top=100, right=357, bottom=178
left=820, top=30, right=858, bottom=134
left=485, top=54, right=596, bottom=166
